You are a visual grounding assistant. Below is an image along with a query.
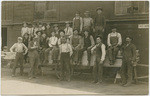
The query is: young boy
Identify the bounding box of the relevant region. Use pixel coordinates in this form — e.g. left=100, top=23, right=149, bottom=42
left=83, top=11, right=94, bottom=35
left=53, top=24, right=60, bottom=38
left=10, top=37, right=28, bottom=77
left=73, top=11, right=83, bottom=33
left=28, top=37, right=39, bottom=79
left=91, top=36, right=106, bottom=84
left=70, top=29, right=82, bottom=65
left=107, top=27, right=122, bottom=65
left=64, top=21, right=73, bottom=38
left=21, top=22, right=29, bottom=37
left=94, top=7, right=106, bottom=39
left=78, top=30, right=95, bottom=66
left=59, top=37, right=73, bottom=81
left=43, top=31, right=58, bottom=64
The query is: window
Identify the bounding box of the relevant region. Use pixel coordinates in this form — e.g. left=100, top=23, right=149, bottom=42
left=34, top=1, right=59, bottom=21
left=115, top=1, right=149, bottom=15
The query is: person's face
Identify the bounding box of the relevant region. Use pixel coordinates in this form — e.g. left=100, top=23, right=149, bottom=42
left=74, top=30, right=78, bottom=35
left=61, top=38, right=67, bottom=44
left=75, top=14, right=80, bottom=17
left=84, top=31, right=88, bottom=36
left=54, top=27, right=58, bottom=30
left=96, top=37, right=101, bottom=44
left=37, top=32, right=41, bottom=36
left=60, top=32, right=65, bottom=37
left=85, top=13, right=89, bottom=17
left=66, top=24, right=70, bottom=27
left=112, top=28, right=116, bottom=33
left=39, top=24, right=42, bottom=28
left=18, top=39, right=22, bottom=43
left=24, top=34, right=28, bottom=38
left=126, top=37, right=131, bottom=43
left=97, top=10, right=102, bottom=14
left=42, top=34, right=46, bottom=38
left=46, top=25, right=50, bottom=29
left=23, top=23, right=27, bottom=27
left=51, top=32, right=55, bottom=36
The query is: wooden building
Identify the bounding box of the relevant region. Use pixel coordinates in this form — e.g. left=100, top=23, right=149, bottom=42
left=2, top=1, right=149, bottom=67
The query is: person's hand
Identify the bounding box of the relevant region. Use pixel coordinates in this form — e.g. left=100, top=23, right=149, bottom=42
left=87, top=47, right=91, bottom=50
left=99, top=60, right=103, bottom=64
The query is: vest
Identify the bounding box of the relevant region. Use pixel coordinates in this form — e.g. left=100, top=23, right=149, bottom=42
left=84, top=35, right=91, bottom=48
left=72, top=36, right=80, bottom=47
left=110, top=33, right=119, bottom=46
left=95, top=43, right=102, bottom=57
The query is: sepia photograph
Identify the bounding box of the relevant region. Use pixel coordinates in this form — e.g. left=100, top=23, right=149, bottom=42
left=1, top=0, right=149, bottom=95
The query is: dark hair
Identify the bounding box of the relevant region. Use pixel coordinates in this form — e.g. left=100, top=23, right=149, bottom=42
left=59, top=30, right=65, bottom=34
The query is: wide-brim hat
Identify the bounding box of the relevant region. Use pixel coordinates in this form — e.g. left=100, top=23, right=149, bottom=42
left=65, top=21, right=71, bottom=24
left=18, top=37, right=23, bottom=40
left=96, top=7, right=103, bottom=11
left=53, top=24, right=58, bottom=27
left=36, top=30, right=43, bottom=35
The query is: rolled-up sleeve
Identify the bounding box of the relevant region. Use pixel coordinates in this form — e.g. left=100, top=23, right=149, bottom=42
left=117, top=33, right=122, bottom=46
left=107, top=34, right=111, bottom=46
left=101, top=44, right=106, bottom=61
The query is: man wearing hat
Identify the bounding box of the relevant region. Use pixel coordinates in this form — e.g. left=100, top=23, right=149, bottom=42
left=107, top=27, right=122, bottom=65
left=73, top=11, right=83, bottom=33
left=83, top=11, right=94, bottom=35
left=10, top=37, right=28, bottom=77
left=64, top=21, right=73, bottom=38
left=120, top=36, right=136, bottom=87
left=30, top=21, right=39, bottom=38
left=94, top=7, right=106, bottom=39
left=23, top=33, right=29, bottom=63
left=28, top=37, right=40, bottom=79
left=78, top=30, right=95, bottom=66
left=21, top=22, right=29, bottom=37
left=59, top=36, right=73, bottom=81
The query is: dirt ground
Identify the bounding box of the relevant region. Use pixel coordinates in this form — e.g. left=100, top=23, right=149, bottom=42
left=1, top=67, right=149, bottom=95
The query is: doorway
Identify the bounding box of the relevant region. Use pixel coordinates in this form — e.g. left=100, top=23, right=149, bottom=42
left=2, top=27, right=7, bottom=51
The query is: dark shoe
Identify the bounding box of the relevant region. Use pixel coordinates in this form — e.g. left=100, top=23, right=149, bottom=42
left=120, top=82, right=126, bottom=86
left=92, top=81, right=98, bottom=83
left=11, top=74, right=16, bottom=77
left=123, top=83, right=131, bottom=87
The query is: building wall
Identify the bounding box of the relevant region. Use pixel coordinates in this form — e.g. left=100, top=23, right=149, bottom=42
left=1, top=1, right=149, bottom=64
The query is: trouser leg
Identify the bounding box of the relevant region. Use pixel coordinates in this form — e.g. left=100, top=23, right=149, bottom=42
left=12, top=53, right=20, bottom=75
left=113, top=46, right=119, bottom=61
left=127, top=61, right=133, bottom=84
left=108, top=47, right=113, bottom=61
left=98, top=62, right=103, bottom=82
left=29, top=57, right=35, bottom=78
left=93, top=61, right=98, bottom=82
left=52, top=47, right=59, bottom=61
left=78, top=48, right=86, bottom=62
left=87, top=48, right=91, bottom=64
left=64, top=54, right=71, bottom=81
left=19, top=53, right=24, bottom=75
left=120, top=61, right=127, bottom=84
left=60, top=55, right=65, bottom=80
left=43, top=48, right=52, bottom=64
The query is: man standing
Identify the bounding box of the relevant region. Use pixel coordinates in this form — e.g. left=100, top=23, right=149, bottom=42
left=94, top=7, right=106, bottom=39
left=120, top=36, right=136, bottom=87
left=28, top=37, right=40, bottom=79
left=64, top=21, right=73, bottom=38
left=59, top=37, right=73, bottom=81
left=107, top=27, right=122, bottom=65
left=10, top=37, right=28, bottom=77
left=83, top=11, right=94, bottom=36
left=91, top=36, right=106, bottom=84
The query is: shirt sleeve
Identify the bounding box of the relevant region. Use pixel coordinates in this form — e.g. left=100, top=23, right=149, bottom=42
left=80, top=17, right=83, bottom=31
left=48, top=38, right=52, bottom=47
left=10, top=43, right=16, bottom=52
left=91, top=45, right=96, bottom=52
left=107, top=34, right=111, bottom=46
left=69, top=44, right=73, bottom=56
left=90, top=35, right=95, bottom=47
left=101, top=44, right=106, bottom=61
left=117, top=33, right=122, bottom=46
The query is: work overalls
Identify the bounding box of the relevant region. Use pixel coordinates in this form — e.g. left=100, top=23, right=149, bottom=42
left=108, top=33, right=119, bottom=64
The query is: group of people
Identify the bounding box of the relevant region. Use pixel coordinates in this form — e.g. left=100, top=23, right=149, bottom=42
left=9, top=7, right=137, bottom=87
